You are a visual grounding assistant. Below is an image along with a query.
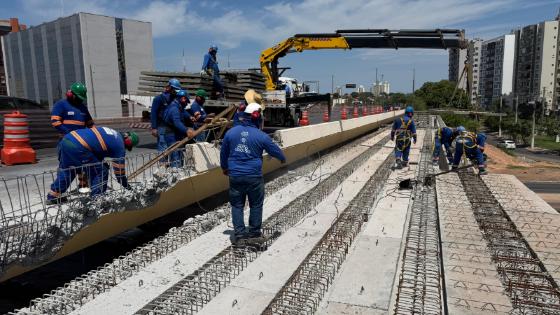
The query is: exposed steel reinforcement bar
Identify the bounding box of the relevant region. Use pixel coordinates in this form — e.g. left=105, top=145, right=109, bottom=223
left=135, top=137, right=390, bottom=314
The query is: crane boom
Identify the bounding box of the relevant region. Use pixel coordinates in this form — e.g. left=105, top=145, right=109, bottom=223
left=260, top=29, right=467, bottom=90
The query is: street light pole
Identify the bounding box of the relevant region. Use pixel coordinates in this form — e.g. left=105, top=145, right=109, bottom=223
left=498, top=96, right=502, bottom=137
left=515, top=95, right=518, bottom=124
left=530, top=101, right=536, bottom=149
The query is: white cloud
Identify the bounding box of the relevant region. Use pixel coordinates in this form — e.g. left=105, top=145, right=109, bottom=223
left=129, top=0, right=191, bottom=37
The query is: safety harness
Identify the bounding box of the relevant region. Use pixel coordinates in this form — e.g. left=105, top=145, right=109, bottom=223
left=395, top=117, right=413, bottom=152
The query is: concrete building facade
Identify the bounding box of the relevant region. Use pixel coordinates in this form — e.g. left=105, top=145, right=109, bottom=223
left=372, top=81, right=390, bottom=96
left=1, top=13, right=153, bottom=118
left=469, top=39, right=483, bottom=107
left=0, top=18, right=26, bottom=96
left=479, top=34, right=516, bottom=108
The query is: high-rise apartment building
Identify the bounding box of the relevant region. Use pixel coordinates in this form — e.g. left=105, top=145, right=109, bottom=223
left=0, top=18, right=26, bottom=96
left=448, top=38, right=483, bottom=107
left=478, top=34, right=516, bottom=108
left=513, top=20, right=559, bottom=113
left=469, top=39, right=483, bottom=107
left=448, top=47, right=468, bottom=90
left=1, top=13, right=153, bottom=118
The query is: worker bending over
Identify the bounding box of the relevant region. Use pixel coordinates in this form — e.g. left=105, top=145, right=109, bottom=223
left=220, top=102, right=285, bottom=242
left=151, top=78, right=182, bottom=153
left=391, top=106, right=417, bottom=169
left=201, top=45, right=224, bottom=99
left=452, top=130, right=487, bottom=175
left=47, top=127, right=139, bottom=204
left=432, top=126, right=461, bottom=165
left=163, top=90, right=194, bottom=167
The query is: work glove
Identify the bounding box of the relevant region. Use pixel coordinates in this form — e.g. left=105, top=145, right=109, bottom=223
left=200, top=70, right=206, bottom=76
left=151, top=129, right=158, bottom=137
left=222, top=169, right=229, bottom=176
left=281, top=159, right=287, bottom=164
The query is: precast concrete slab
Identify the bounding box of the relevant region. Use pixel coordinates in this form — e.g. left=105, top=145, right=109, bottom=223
left=68, top=132, right=391, bottom=315
left=198, top=143, right=394, bottom=315
left=483, top=174, right=560, bottom=286
left=318, top=131, right=426, bottom=314
left=437, top=173, right=513, bottom=315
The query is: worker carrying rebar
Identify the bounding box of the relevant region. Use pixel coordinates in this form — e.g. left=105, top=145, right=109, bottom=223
left=452, top=129, right=487, bottom=175
left=432, top=126, right=460, bottom=165
left=201, top=45, right=224, bottom=99
left=46, top=127, right=139, bottom=204
left=185, top=89, right=212, bottom=142
left=162, top=90, right=195, bottom=167
left=220, top=102, right=285, bottom=243
left=51, top=82, right=94, bottom=136
left=391, top=106, right=417, bottom=169
left=151, top=78, right=182, bottom=153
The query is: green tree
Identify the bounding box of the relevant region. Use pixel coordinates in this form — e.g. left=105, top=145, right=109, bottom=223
left=414, top=80, right=469, bottom=109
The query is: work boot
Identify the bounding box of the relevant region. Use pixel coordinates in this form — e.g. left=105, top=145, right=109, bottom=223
left=432, top=158, right=438, bottom=166
left=395, top=159, right=403, bottom=169
left=479, top=168, right=488, bottom=175
left=402, top=161, right=409, bottom=168
left=46, top=196, right=68, bottom=205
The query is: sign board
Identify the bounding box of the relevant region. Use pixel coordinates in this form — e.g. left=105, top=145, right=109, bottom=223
left=263, top=90, right=287, bottom=108
left=345, top=84, right=356, bottom=89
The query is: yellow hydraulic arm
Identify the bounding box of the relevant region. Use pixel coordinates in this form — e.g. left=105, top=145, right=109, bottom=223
left=260, top=29, right=467, bottom=91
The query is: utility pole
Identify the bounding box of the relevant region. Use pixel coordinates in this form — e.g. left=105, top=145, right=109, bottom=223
left=515, top=95, right=518, bottom=124
left=542, top=87, right=547, bottom=119
left=498, top=96, right=502, bottom=137
left=412, top=67, right=416, bottom=93
left=530, top=101, right=536, bottom=149
left=182, top=49, right=186, bottom=72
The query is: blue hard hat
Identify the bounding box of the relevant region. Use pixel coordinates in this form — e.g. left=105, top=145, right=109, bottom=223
left=405, top=106, right=414, bottom=114
left=177, top=89, right=188, bottom=97
left=168, top=78, right=181, bottom=90
left=457, top=126, right=466, bottom=133
left=210, top=45, right=218, bottom=52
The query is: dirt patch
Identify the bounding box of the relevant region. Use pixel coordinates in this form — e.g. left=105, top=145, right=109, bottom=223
left=485, top=144, right=560, bottom=181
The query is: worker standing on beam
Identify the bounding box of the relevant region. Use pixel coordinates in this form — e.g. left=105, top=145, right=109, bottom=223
left=220, top=102, right=286, bottom=243
left=162, top=90, right=194, bottom=167
left=51, top=82, right=94, bottom=188
left=391, top=106, right=417, bottom=169
left=201, top=45, right=224, bottom=99
left=452, top=129, right=487, bottom=175
left=150, top=78, right=182, bottom=153
left=432, top=126, right=460, bottom=165
left=46, top=127, right=139, bottom=204
left=186, top=89, right=213, bottom=142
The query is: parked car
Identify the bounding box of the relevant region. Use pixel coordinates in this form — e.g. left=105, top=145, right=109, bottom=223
left=0, top=96, right=59, bottom=149
left=497, top=139, right=516, bottom=149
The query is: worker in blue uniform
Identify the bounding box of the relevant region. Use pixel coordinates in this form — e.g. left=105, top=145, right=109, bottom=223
left=47, top=127, right=139, bottom=204
left=162, top=90, right=194, bottom=167
left=432, top=126, right=461, bottom=165
left=452, top=130, right=487, bottom=175
left=151, top=78, right=182, bottom=153
left=51, top=82, right=94, bottom=188
left=51, top=82, right=94, bottom=136
left=391, top=106, right=417, bottom=169
left=201, top=45, right=224, bottom=99
left=186, top=89, right=213, bottom=142
left=220, top=102, right=286, bottom=242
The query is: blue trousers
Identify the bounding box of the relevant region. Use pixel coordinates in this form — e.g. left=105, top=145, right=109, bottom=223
left=164, top=133, right=183, bottom=168
left=213, top=72, right=224, bottom=94
left=433, top=137, right=453, bottom=162
left=48, top=139, right=109, bottom=199
left=395, top=137, right=411, bottom=162
left=229, top=176, right=265, bottom=237
left=453, top=142, right=485, bottom=168
left=157, top=126, right=168, bottom=154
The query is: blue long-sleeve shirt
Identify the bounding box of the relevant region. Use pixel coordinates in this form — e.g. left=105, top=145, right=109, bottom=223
left=391, top=116, right=417, bottom=141
left=202, top=52, right=219, bottom=74
left=476, top=133, right=487, bottom=150
left=51, top=99, right=94, bottom=135
left=220, top=119, right=285, bottom=177
left=437, top=127, right=455, bottom=145
left=187, top=100, right=207, bottom=129
left=163, top=100, right=190, bottom=139
left=65, top=126, right=128, bottom=187
left=150, top=92, right=173, bottom=129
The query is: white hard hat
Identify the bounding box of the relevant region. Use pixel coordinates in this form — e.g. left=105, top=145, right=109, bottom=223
left=244, top=102, right=262, bottom=114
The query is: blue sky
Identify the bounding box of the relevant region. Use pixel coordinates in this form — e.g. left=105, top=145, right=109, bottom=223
left=2, top=0, right=559, bottom=93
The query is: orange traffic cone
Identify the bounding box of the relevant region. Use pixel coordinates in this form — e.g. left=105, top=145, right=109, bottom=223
left=341, top=105, right=347, bottom=120
left=299, top=110, right=309, bottom=126
left=362, top=105, right=368, bottom=116
left=322, top=108, right=329, bottom=122
left=352, top=105, right=359, bottom=118
left=1, top=111, right=36, bottom=165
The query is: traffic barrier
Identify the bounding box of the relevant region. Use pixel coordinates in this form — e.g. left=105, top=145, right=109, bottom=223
left=1, top=111, right=36, bottom=165
left=362, top=105, right=368, bottom=116
left=341, top=105, right=347, bottom=120
left=322, top=108, right=329, bottom=122
left=299, top=110, right=309, bottom=126
left=352, top=105, right=359, bottom=118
